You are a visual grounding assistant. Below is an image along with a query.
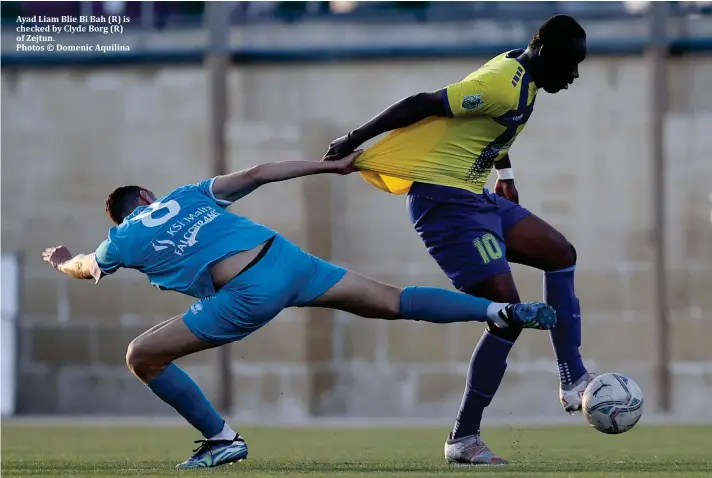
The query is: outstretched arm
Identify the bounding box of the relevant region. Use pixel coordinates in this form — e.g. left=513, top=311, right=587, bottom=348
left=323, top=90, right=449, bottom=160
left=211, top=150, right=362, bottom=203
left=42, top=246, right=102, bottom=280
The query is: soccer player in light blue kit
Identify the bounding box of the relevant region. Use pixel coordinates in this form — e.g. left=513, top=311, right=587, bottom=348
left=42, top=151, right=556, bottom=469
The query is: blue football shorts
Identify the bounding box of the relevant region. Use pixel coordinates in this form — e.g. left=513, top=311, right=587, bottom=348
left=407, top=182, right=531, bottom=291
left=183, top=234, right=347, bottom=344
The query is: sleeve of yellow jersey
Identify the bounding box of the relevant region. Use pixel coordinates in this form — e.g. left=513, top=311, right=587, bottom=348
left=444, top=70, right=515, bottom=118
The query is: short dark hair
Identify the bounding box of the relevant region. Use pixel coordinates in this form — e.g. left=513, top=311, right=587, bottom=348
left=105, top=185, right=147, bottom=225
left=529, top=15, right=586, bottom=50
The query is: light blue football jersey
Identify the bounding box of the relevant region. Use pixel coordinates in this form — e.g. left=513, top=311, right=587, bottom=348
left=94, top=178, right=277, bottom=298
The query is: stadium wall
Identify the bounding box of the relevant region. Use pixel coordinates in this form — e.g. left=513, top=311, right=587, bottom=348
left=2, top=54, right=711, bottom=421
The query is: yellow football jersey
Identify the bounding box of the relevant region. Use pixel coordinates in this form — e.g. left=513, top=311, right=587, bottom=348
left=355, top=50, right=537, bottom=195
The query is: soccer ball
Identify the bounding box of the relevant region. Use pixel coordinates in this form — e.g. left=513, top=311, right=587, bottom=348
left=582, top=373, right=643, bottom=434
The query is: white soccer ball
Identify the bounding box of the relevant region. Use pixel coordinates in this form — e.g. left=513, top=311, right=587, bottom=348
left=582, top=373, right=644, bottom=434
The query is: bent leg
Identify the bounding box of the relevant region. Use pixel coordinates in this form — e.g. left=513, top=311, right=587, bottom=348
left=127, top=311, right=250, bottom=469
left=127, top=315, right=217, bottom=383
left=405, top=189, right=540, bottom=444
left=503, top=213, right=575, bottom=271
left=504, top=213, right=587, bottom=386
left=126, top=315, right=228, bottom=440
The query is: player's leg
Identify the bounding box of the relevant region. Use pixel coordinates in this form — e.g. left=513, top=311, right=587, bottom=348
left=294, top=253, right=544, bottom=466
left=305, top=268, right=555, bottom=330
left=126, top=316, right=228, bottom=435
left=125, top=314, right=248, bottom=469
left=450, top=273, right=522, bottom=443
left=127, top=259, right=297, bottom=471
left=405, top=188, right=524, bottom=465
left=437, top=273, right=526, bottom=466
left=498, top=201, right=594, bottom=412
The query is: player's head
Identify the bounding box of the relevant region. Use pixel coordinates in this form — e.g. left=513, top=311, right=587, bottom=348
left=529, top=15, right=587, bottom=94
left=105, top=185, right=156, bottom=225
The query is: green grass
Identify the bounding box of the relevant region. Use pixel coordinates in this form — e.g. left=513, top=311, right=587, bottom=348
left=2, top=425, right=711, bottom=477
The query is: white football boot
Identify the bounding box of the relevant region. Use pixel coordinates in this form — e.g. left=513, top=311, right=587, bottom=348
left=559, top=372, right=597, bottom=414
left=444, top=434, right=508, bottom=465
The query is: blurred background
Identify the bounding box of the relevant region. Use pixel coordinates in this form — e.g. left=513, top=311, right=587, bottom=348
left=1, top=1, right=711, bottom=425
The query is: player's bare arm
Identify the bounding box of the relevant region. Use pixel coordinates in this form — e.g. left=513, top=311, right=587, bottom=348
left=323, top=90, right=449, bottom=161
left=42, top=246, right=101, bottom=280
left=494, top=154, right=519, bottom=204
left=212, top=150, right=363, bottom=202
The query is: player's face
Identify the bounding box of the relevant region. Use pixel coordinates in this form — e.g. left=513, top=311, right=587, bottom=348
left=540, top=38, right=587, bottom=94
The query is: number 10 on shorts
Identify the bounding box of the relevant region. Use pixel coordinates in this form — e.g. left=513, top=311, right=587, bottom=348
left=473, top=233, right=503, bottom=264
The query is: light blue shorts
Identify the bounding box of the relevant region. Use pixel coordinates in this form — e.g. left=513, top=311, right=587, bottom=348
left=183, top=234, right=347, bottom=344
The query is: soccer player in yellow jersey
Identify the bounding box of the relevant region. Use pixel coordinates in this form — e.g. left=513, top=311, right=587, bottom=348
left=324, top=15, right=593, bottom=464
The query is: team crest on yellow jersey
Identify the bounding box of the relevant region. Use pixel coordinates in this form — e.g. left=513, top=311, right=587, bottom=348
left=461, top=94, right=483, bottom=110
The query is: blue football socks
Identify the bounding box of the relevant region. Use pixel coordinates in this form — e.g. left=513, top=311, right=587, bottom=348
left=147, top=363, right=225, bottom=439
left=544, top=266, right=587, bottom=385
left=399, top=286, right=501, bottom=324
left=451, top=331, right=513, bottom=439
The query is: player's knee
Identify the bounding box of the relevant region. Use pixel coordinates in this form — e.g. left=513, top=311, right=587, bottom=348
left=125, top=339, right=143, bottom=375
left=486, top=322, right=523, bottom=342
left=561, top=242, right=577, bottom=268
left=547, top=239, right=577, bottom=270
left=125, top=337, right=155, bottom=380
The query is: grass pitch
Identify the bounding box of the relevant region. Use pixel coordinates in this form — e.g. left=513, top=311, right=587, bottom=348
left=2, top=424, right=711, bottom=477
